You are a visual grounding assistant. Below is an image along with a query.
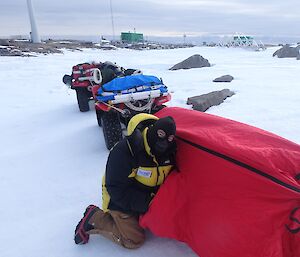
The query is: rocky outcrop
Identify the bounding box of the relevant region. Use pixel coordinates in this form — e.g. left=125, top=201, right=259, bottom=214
left=169, top=54, right=211, bottom=70
left=0, top=40, right=90, bottom=56
left=187, top=89, right=235, bottom=112
left=0, top=48, right=27, bottom=56
left=0, top=39, right=9, bottom=46
left=273, top=45, right=300, bottom=58
left=213, top=75, right=234, bottom=82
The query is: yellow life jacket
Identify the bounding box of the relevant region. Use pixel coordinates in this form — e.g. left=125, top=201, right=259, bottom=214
left=130, top=128, right=173, bottom=186
left=102, top=175, right=110, bottom=212
left=102, top=113, right=173, bottom=212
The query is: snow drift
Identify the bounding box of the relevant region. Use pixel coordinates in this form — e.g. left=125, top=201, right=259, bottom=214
left=140, top=107, right=300, bottom=257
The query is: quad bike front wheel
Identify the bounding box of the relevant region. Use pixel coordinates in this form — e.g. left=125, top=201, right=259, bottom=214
left=96, top=109, right=103, bottom=127
left=75, top=88, right=90, bottom=112
left=101, top=111, right=123, bottom=150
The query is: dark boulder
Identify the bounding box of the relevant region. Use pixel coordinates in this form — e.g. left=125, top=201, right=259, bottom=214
left=213, top=75, right=234, bottom=82
left=187, top=89, right=235, bottom=112
left=0, top=39, right=9, bottom=46
left=169, top=54, right=211, bottom=70
left=273, top=45, right=300, bottom=58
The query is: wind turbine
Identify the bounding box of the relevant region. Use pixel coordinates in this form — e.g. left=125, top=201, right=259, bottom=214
left=26, top=0, right=41, bottom=43
left=109, top=0, right=115, bottom=40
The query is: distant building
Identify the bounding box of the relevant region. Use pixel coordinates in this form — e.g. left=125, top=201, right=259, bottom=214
left=219, top=33, right=266, bottom=51
left=233, top=35, right=254, bottom=45
left=121, top=31, right=144, bottom=43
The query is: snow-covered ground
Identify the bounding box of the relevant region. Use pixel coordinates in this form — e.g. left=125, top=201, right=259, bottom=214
left=1, top=46, right=299, bottom=257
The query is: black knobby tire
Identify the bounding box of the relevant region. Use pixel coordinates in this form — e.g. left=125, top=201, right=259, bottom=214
left=96, top=109, right=103, bottom=127
left=62, top=74, right=72, bottom=86
left=75, top=88, right=90, bottom=112
left=101, top=111, right=123, bottom=150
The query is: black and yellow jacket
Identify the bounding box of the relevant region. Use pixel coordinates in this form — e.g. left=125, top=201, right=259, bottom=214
left=102, top=113, right=175, bottom=215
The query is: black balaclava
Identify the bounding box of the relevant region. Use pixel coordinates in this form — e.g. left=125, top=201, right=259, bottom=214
left=146, top=116, right=176, bottom=157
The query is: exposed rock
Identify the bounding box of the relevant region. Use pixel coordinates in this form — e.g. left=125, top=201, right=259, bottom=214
left=169, top=54, right=211, bottom=70
left=187, top=89, right=235, bottom=112
left=213, top=75, right=234, bottom=82
left=273, top=45, right=300, bottom=58
left=0, top=38, right=196, bottom=57
left=0, top=48, right=25, bottom=56
left=0, top=40, right=90, bottom=56
left=0, top=39, right=9, bottom=46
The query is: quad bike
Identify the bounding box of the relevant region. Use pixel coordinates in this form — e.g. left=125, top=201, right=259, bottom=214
left=63, top=62, right=102, bottom=112
left=63, top=62, right=171, bottom=150
left=63, top=61, right=141, bottom=112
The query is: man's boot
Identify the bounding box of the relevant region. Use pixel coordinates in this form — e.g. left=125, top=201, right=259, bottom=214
left=75, top=207, right=145, bottom=249
left=74, top=205, right=100, bottom=244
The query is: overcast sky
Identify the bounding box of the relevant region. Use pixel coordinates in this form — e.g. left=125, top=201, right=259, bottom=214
left=1, top=0, right=300, bottom=38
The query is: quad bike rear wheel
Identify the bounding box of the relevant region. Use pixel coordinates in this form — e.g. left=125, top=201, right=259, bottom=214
left=101, top=111, right=123, bottom=150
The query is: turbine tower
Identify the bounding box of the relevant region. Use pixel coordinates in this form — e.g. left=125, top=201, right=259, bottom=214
left=109, top=0, right=115, bottom=40
left=26, top=0, right=41, bottom=43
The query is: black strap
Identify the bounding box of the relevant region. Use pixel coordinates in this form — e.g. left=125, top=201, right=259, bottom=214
left=286, top=207, right=300, bottom=234
left=290, top=207, right=300, bottom=224
left=285, top=225, right=300, bottom=234
left=295, top=173, right=300, bottom=181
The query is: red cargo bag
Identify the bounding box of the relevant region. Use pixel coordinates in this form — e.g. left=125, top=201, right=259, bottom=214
left=72, top=63, right=101, bottom=87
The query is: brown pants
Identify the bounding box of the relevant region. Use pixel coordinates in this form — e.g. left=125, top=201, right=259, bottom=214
left=87, top=209, right=145, bottom=249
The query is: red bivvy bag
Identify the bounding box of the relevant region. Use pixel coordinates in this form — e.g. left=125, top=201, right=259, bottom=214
left=140, top=107, right=300, bottom=257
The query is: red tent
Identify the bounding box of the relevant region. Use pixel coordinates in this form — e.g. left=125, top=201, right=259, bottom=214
left=140, top=107, right=300, bottom=257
